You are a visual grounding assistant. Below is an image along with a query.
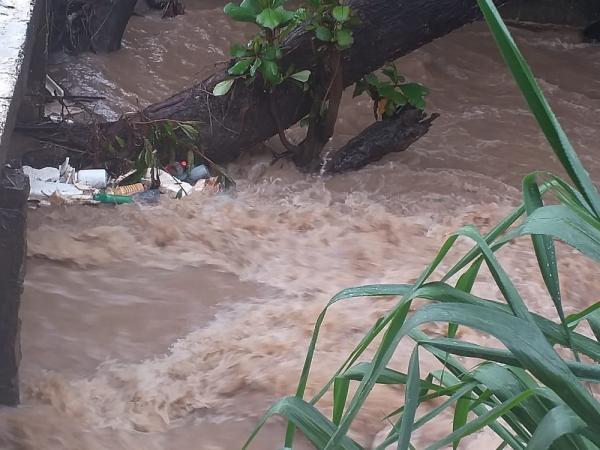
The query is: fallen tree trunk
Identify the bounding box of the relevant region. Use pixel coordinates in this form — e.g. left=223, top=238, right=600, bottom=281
left=27, top=0, right=511, bottom=170
left=141, top=0, right=510, bottom=164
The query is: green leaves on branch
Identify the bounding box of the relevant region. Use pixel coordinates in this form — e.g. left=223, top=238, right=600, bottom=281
left=224, top=0, right=295, bottom=28
left=332, top=5, right=350, bottom=22
left=256, top=7, right=294, bottom=29
left=354, top=63, right=429, bottom=117
left=213, top=79, right=235, bottom=96
left=215, top=0, right=313, bottom=95
left=308, top=0, right=355, bottom=49
left=290, top=70, right=311, bottom=83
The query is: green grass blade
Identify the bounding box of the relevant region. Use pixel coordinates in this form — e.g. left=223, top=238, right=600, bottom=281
left=401, top=303, right=600, bottom=429
left=418, top=337, right=600, bottom=382
left=324, top=302, right=413, bottom=449
left=384, top=382, right=477, bottom=422
left=545, top=173, right=597, bottom=217
left=523, top=174, right=575, bottom=358
left=340, top=363, right=408, bottom=385
left=330, top=284, right=413, bottom=302
left=397, top=347, right=421, bottom=450
left=504, top=205, right=600, bottom=263
left=452, top=396, right=471, bottom=450
left=567, top=301, right=600, bottom=330
left=403, top=280, right=600, bottom=362
left=425, top=390, right=536, bottom=450
left=284, top=284, right=411, bottom=446
left=442, top=205, right=525, bottom=282
left=332, top=378, right=349, bottom=426
left=416, top=382, right=478, bottom=430
left=373, top=382, right=479, bottom=450
left=476, top=0, right=600, bottom=217
left=473, top=364, right=552, bottom=437
left=322, top=233, right=470, bottom=448
left=455, top=226, right=534, bottom=323
left=527, top=405, right=586, bottom=450
left=448, top=258, right=483, bottom=339
left=243, top=396, right=363, bottom=450
left=340, top=362, right=444, bottom=391
left=588, top=310, right=600, bottom=342
left=410, top=334, right=526, bottom=449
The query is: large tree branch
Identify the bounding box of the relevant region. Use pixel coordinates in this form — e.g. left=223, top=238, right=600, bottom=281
left=23, top=0, right=512, bottom=170
left=142, top=0, right=510, bottom=163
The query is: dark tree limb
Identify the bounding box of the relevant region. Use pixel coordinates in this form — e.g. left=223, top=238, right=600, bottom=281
left=323, top=108, right=439, bottom=174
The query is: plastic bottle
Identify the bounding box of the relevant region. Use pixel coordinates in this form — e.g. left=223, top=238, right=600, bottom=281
left=188, top=165, right=210, bottom=183
left=93, top=192, right=133, bottom=204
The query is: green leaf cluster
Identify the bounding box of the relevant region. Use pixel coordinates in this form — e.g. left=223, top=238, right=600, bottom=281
left=354, top=63, right=429, bottom=117
left=214, top=0, right=311, bottom=95
left=305, top=1, right=356, bottom=49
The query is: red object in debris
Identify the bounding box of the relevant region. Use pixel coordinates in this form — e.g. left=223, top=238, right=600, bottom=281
left=180, top=160, right=188, bottom=168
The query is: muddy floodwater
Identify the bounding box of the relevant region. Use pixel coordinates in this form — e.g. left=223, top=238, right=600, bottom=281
left=2, top=2, right=600, bottom=449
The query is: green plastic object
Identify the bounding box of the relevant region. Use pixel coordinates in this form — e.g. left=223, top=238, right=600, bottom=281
left=93, top=192, right=133, bottom=204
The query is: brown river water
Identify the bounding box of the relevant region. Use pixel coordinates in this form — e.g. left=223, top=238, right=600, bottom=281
left=2, top=2, right=600, bottom=449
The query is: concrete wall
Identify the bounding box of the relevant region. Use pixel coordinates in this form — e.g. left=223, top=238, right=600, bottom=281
left=502, top=0, right=600, bottom=27
left=0, top=0, right=45, bottom=406
left=0, top=0, right=46, bottom=166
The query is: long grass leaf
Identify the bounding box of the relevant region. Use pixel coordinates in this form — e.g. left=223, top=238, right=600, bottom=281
left=527, top=405, right=586, bottom=450
left=332, top=378, right=349, bottom=426
left=452, top=396, right=471, bottom=450
left=476, top=0, right=600, bottom=216
left=588, top=310, right=600, bottom=342
left=397, top=347, right=421, bottom=450
left=455, top=226, right=534, bottom=323
left=567, top=301, right=600, bottom=330
left=402, top=304, right=600, bottom=430
left=417, top=337, right=600, bottom=381
left=425, top=390, right=536, bottom=450
left=504, top=205, right=600, bottom=263
left=523, top=174, right=577, bottom=359
left=373, top=382, right=479, bottom=450
left=442, top=205, right=525, bottom=282
left=243, top=396, right=363, bottom=450
left=284, top=284, right=412, bottom=446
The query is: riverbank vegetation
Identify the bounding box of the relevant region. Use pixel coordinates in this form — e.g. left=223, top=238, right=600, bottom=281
left=244, top=0, right=600, bottom=448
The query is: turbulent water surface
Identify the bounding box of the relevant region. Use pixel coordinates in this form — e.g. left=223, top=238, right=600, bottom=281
left=2, top=2, right=600, bottom=449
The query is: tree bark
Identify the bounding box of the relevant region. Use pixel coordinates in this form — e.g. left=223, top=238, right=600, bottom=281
left=323, top=108, right=439, bottom=174
left=141, top=0, right=510, bottom=164
left=28, top=0, right=511, bottom=169
left=49, top=0, right=138, bottom=53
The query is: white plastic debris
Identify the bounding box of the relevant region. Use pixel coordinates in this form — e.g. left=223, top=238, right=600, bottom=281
left=28, top=179, right=89, bottom=201
left=24, top=158, right=98, bottom=203
left=23, top=166, right=60, bottom=182
left=77, top=169, right=108, bottom=189
left=152, top=169, right=193, bottom=198
left=59, top=157, right=76, bottom=183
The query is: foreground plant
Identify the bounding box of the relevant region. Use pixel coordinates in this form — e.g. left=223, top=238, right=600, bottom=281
left=244, top=0, right=600, bottom=448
